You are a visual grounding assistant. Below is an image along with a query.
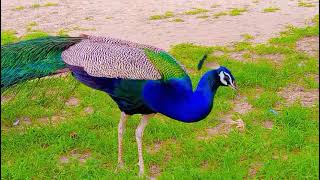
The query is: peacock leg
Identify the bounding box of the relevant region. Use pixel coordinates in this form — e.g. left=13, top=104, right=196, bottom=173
left=135, top=114, right=154, bottom=177
left=117, top=112, right=129, bottom=169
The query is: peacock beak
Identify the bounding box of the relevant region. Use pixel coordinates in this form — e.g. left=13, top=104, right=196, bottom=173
left=229, top=81, right=237, bottom=91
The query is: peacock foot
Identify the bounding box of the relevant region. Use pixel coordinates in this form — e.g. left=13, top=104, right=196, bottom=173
left=136, top=162, right=145, bottom=177
left=114, top=163, right=126, bottom=173
left=234, top=119, right=245, bottom=131
left=138, top=170, right=144, bottom=178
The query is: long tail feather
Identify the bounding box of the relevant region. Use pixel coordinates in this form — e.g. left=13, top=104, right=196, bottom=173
left=1, top=36, right=84, bottom=92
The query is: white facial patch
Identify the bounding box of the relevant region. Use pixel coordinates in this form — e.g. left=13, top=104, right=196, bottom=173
left=219, top=71, right=228, bottom=85
left=224, top=72, right=234, bottom=86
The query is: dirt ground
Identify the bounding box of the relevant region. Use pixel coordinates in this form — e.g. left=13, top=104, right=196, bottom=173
left=1, top=0, right=319, bottom=49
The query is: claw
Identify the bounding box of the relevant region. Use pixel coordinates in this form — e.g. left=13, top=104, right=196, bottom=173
left=114, top=163, right=125, bottom=173
left=138, top=170, right=144, bottom=177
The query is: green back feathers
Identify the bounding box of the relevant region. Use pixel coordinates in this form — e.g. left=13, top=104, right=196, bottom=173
left=1, top=36, right=84, bottom=92
left=144, top=49, right=187, bottom=81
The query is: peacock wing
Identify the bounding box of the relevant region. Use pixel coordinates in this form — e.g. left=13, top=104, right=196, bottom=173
left=90, top=36, right=188, bottom=81
left=61, top=36, right=188, bottom=81
left=143, top=49, right=188, bottom=81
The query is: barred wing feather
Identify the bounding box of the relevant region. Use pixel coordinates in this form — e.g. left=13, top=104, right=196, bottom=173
left=62, top=36, right=187, bottom=81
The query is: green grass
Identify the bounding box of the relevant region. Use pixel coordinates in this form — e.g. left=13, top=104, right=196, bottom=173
left=1, top=30, right=18, bottom=45
left=213, top=11, right=228, bottom=18
left=149, top=11, right=174, bottom=20
left=269, top=24, right=319, bottom=46
left=21, top=31, right=50, bottom=40
left=313, top=14, right=319, bottom=24
left=229, top=8, right=247, bottom=16
left=211, top=4, right=220, bottom=8
left=263, top=7, right=280, bottom=13
left=25, top=2, right=59, bottom=9
left=213, top=9, right=247, bottom=18
left=83, top=17, right=94, bottom=21
left=43, top=2, right=59, bottom=7
left=57, top=28, right=70, bottom=36
left=184, top=8, right=209, bottom=15
left=242, top=33, right=255, bottom=41
left=1, top=30, right=51, bottom=45
left=298, top=1, right=315, bottom=7
left=31, top=4, right=41, bottom=8
left=72, top=26, right=96, bottom=31
left=196, top=15, right=209, bottom=19
left=149, top=15, right=163, bottom=20
left=1, top=15, right=319, bottom=179
left=13, top=2, right=58, bottom=11
left=27, top=22, right=38, bottom=27
left=26, top=22, right=38, bottom=32
left=172, top=18, right=184, bottom=22
left=12, top=6, right=25, bottom=11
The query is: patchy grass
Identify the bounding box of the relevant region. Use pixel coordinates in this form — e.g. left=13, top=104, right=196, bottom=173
left=298, top=1, right=316, bottom=7
left=72, top=26, right=96, bottom=31
left=26, top=22, right=38, bottom=32
left=57, top=28, right=70, bottom=36
left=149, top=15, right=163, bottom=20
left=1, top=15, right=319, bottom=179
left=184, top=8, right=209, bottom=15
left=12, top=2, right=58, bottom=11
left=31, top=4, right=41, bottom=8
left=312, top=14, right=319, bottom=24
left=163, top=11, right=174, bottom=18
left=213, top=8, right=247, bottom=18
left=263, top=7, right=280, bottom=13
left=213, top=11, right=228, bottom=18
left=211, top=4, right=220, bottom=8
left=229, top=8, right=247, bottom=16
left=149, top=11, right=174, bottom=20
left=172, top=18, right=184, bottom=22
left=20, top=31, right=50, bottom=40
left=1, top=30, right=18, bottom=45
left=196, top=15, right=210, bottom=19
left=12, top=6, right=25, bottom=11
left=27, top=22, right=38, bottom=27
left=83, top=17, right=94, bottom=21
left=242, top=33, right=255, bottom=41
left=43, top=2, right=59, bottom=7
left=269, top=23, right=319, bottom=46
left=21, top=2, right=59, bottom=10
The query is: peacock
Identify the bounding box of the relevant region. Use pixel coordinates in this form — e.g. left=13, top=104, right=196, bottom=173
left=1, top=35, right=237, bottom=177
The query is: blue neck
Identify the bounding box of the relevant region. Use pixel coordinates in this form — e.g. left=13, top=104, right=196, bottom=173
left=195, top=70, right=219, bottom=98
left=183, top=70, right=220, bottom=122
left=143, top=70, right=221, bottom=123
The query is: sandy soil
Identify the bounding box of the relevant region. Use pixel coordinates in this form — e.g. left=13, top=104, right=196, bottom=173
left=197, top=95, right=251, bottom=140
left=1, top=0, right=319, bottom=49
left=278, top=86, right=319, bottom=107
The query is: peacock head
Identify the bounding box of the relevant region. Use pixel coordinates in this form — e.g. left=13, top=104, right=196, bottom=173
left=197, top=54, right=237, bottom=90
left=216, top=66, right=237, bottom=90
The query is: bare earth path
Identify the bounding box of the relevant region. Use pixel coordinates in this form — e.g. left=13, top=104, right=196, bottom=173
left=1, top=0, right=319, bottom=49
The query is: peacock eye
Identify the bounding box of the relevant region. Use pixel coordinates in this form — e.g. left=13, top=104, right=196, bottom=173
left=224, top=77, right=230, bottom=84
